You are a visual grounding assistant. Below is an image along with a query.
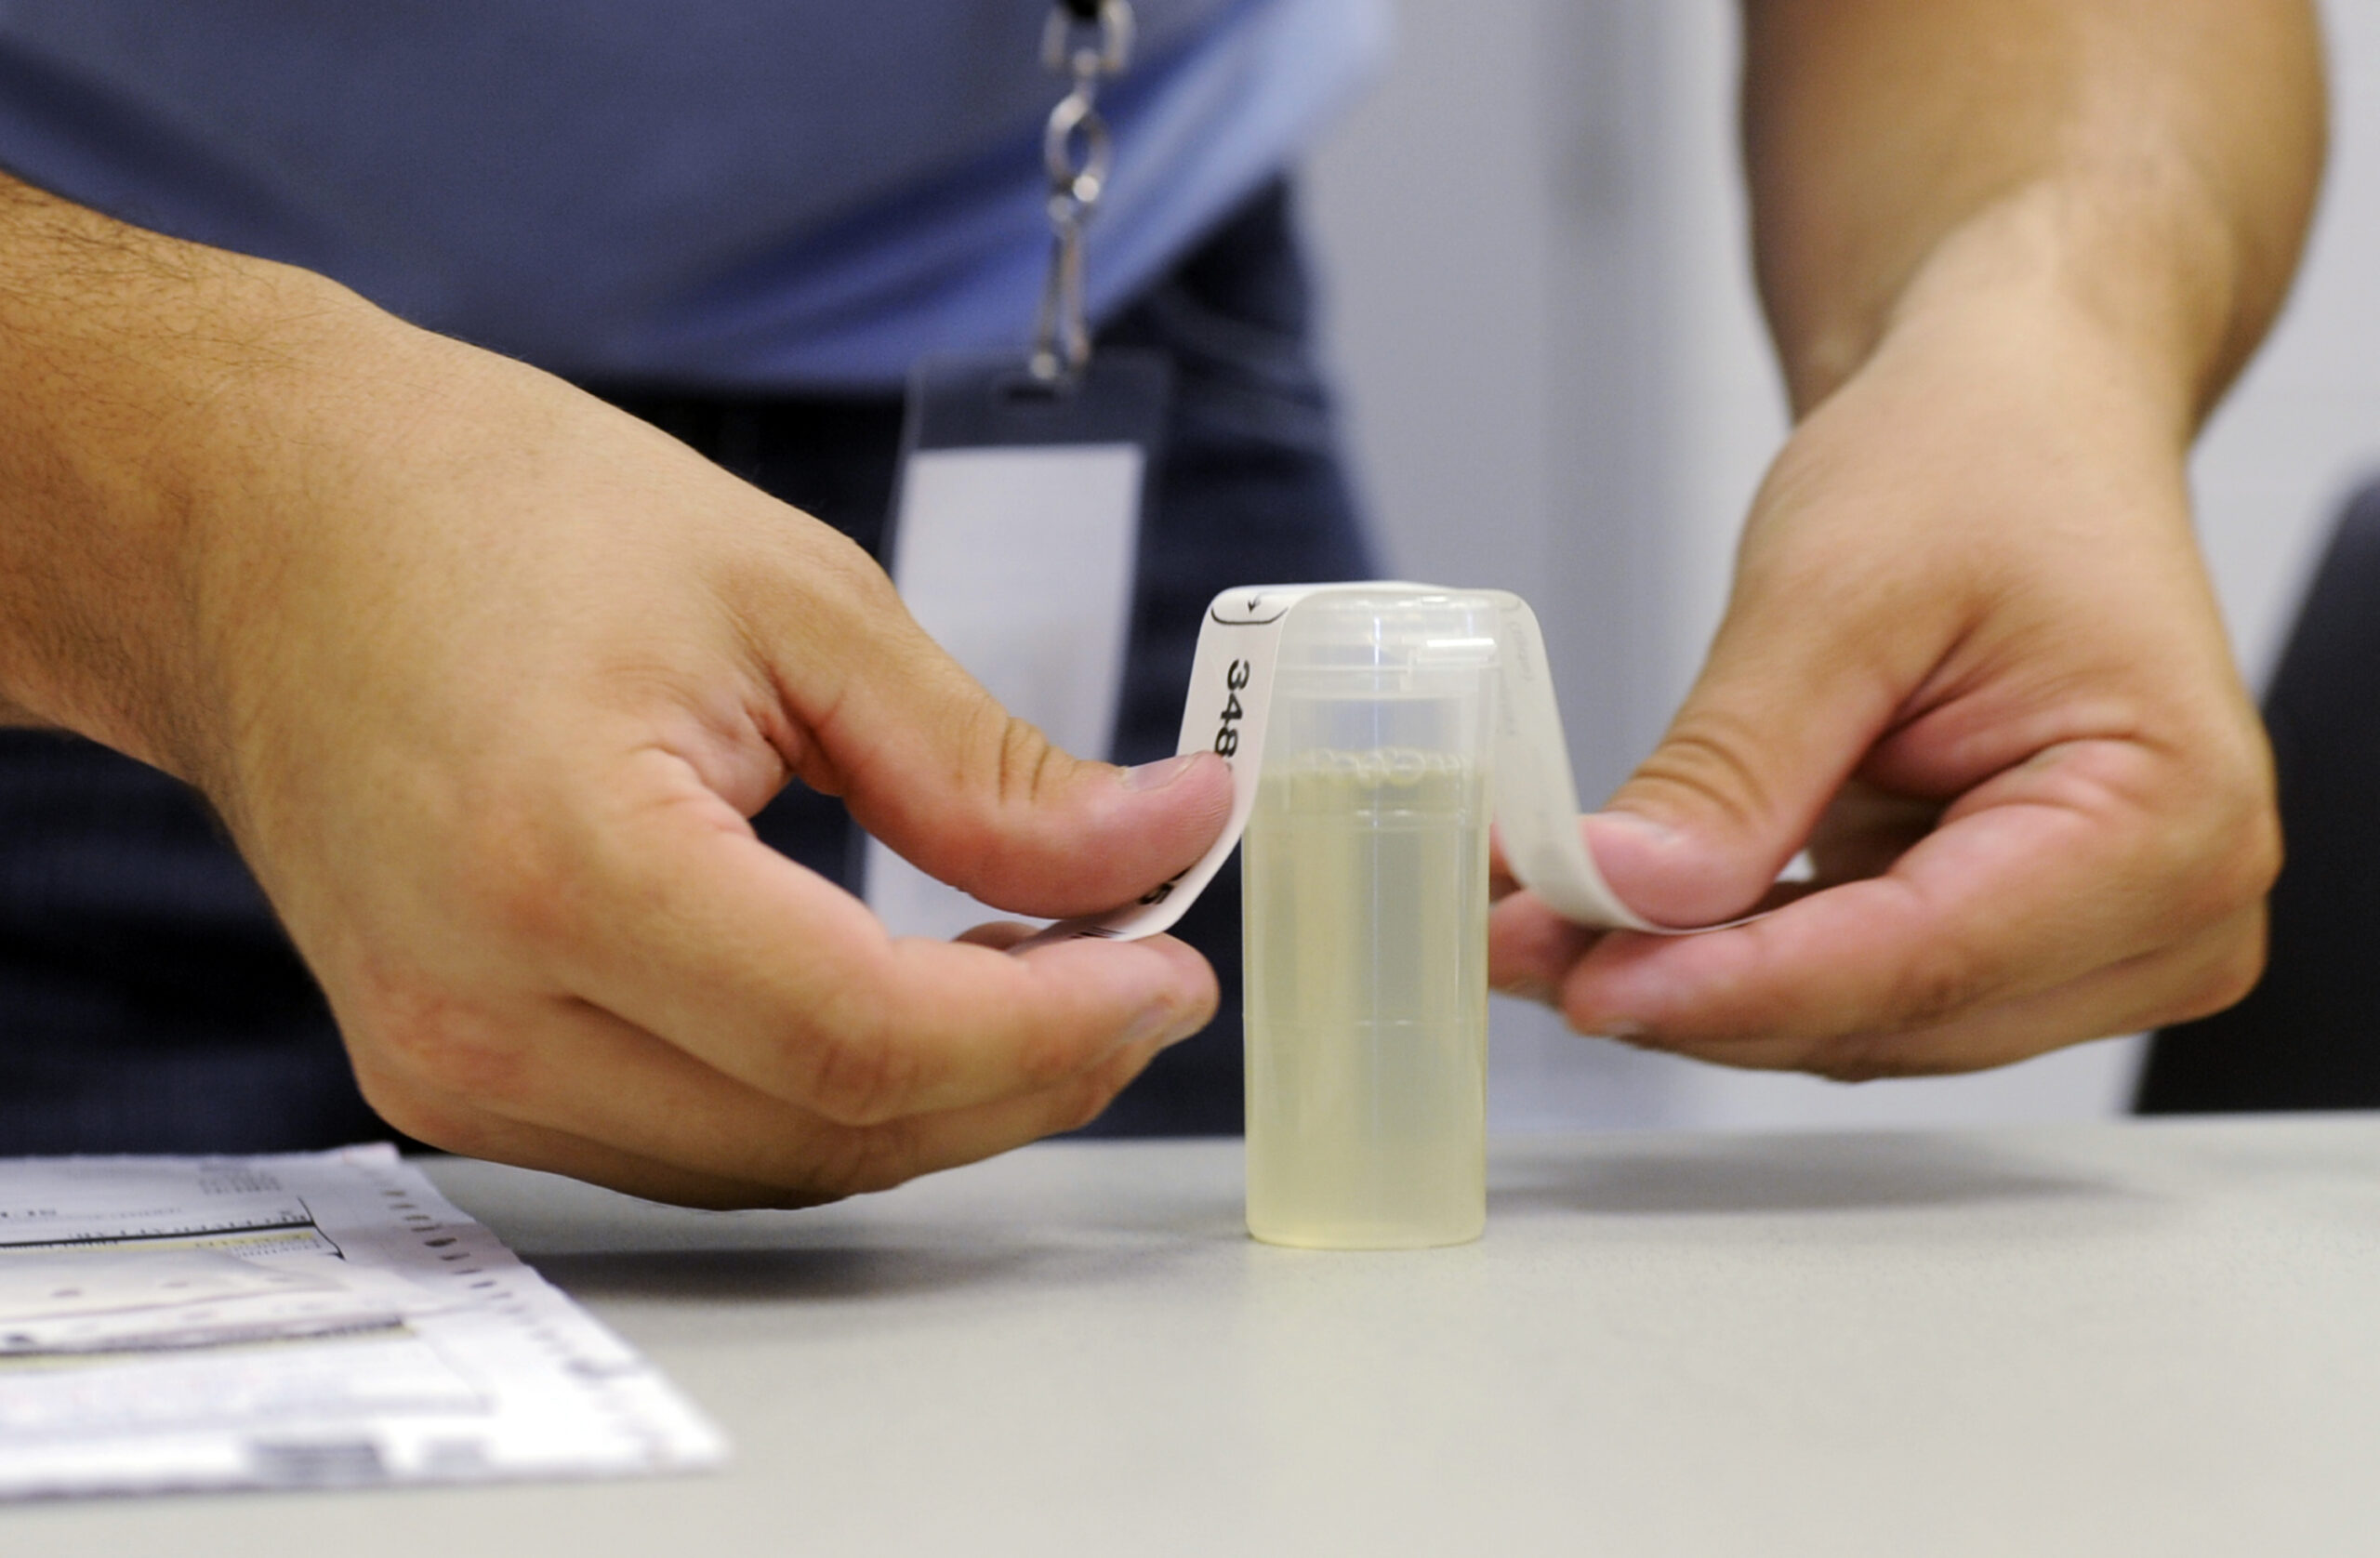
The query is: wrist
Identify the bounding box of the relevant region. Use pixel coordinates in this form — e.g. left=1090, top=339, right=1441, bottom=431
left=0, top=177, right=403, bottom=777
left=1796, top=176, right=2242, bottom=447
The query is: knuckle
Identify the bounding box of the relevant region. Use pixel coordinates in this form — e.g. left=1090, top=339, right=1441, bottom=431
left=994, top=713, right=1067, bottom=810
left=2205, top=790, right=2283, bottom=914
left=818, top=526, right=896, bottom=598
left=1631, top=706, right=1784, bottom=839
left=795, top=992, right=919, bottom=1127
left=459, top=803, right=589, bottom=957
left=784, top=522, right=897, bottom=612
left=933, top=709, right=1072, bottom=895
left=2158, top=916, right=2270, bottom=1027
left=1054, top=1064, right=1130, bottom=1133
left=1803, top=1039, right=1957, bottom=1084
left=1805, top=1052, right=1897, bottom=1084
left=753, top=525, right=904, bottom=665
left=345, top=970, right=536, bottom=1109
left=805, top=1119, right=924, bottom=1200
left=1875, top=932, right=1995, bottom=1035
left=1012, top=1019, right=1099, bottom=1092
left=348, top=1067, right=496, bottom=1156
left=1052, top=1092, right=1107, bottom=1137
left=2155, top=728, right=2281, bottom=928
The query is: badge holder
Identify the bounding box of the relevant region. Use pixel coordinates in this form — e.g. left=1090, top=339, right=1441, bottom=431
left=866, top=1, right=1171, bottom=940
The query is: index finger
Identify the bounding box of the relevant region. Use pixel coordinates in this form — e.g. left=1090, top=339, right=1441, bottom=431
left=549, top=774, right=1218, bottom=1126
left=1532, top=735, right=2264, bottom=1066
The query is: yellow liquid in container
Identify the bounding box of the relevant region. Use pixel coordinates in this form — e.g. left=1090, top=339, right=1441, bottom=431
left=1243, top=748, right=1488, bottom=1248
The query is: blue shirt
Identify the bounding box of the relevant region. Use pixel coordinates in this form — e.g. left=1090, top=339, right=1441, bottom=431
left=0, top=0, right=1386, bottom=390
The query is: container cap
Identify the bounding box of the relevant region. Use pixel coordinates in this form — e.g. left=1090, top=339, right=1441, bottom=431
left=1273, top=589, right=1503, bottom=680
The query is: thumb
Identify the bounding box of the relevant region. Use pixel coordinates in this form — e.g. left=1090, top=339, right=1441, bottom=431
left=1588, top=591, right=1907, bottom=929
left=801, top=599, right=1232, bottom=919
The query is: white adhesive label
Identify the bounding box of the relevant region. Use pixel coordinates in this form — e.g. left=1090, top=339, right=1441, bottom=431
left=1019, top=582, right=1736, bottom=950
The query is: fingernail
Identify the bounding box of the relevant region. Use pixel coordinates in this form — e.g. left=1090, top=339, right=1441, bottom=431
left=1120, top=754, right=1203, bottom=792
left=1592, top=812, right=1675, bottom=847
left=1124, top=998, right=1206, bottom=1051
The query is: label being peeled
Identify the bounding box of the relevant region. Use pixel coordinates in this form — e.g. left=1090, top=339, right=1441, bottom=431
left=1019, top=582, right=1728, bottom=950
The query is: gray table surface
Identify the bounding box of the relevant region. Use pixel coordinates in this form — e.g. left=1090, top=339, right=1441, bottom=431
left=13, top=1116, right=2380, bottom=1556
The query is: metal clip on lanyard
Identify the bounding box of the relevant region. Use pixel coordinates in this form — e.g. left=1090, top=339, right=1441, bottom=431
left=1030, top=0, right=1136, bottom=385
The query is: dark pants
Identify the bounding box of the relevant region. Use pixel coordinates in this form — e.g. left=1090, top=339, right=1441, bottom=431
left=2137, top=477, right=2380, bottom=1113
left=0, top=181, right=1372, bottom=1152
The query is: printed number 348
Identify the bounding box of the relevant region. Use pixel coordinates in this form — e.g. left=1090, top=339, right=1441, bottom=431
left=1213, top=659, right=1251, bottom=758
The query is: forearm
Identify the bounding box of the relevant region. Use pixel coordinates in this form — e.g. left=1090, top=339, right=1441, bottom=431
left=0, top=171, right=402, bottom=773
left=1740, top=0, right=2326, bottom=427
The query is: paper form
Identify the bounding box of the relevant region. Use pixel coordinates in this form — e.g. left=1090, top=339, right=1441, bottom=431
left=0, top=1144, right=723, bottom=1499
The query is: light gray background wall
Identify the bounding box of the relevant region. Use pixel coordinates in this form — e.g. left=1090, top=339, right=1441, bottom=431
left=1298, top=0, right=2380, bottom=1132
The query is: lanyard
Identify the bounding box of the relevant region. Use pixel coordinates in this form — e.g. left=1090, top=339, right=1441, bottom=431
left=1031, top=0, right=1135, bottom=385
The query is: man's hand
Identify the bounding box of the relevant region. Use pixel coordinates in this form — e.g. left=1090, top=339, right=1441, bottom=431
left=0, top=174, right=1231, bottom=1207
left=1493, top=0, right=2324, bottom=1076
left=1492, top=241, right=2276, bottom=1075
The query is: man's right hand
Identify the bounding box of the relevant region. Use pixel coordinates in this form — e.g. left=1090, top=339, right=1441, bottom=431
left=0, top=174, right=1232, bottom=1208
